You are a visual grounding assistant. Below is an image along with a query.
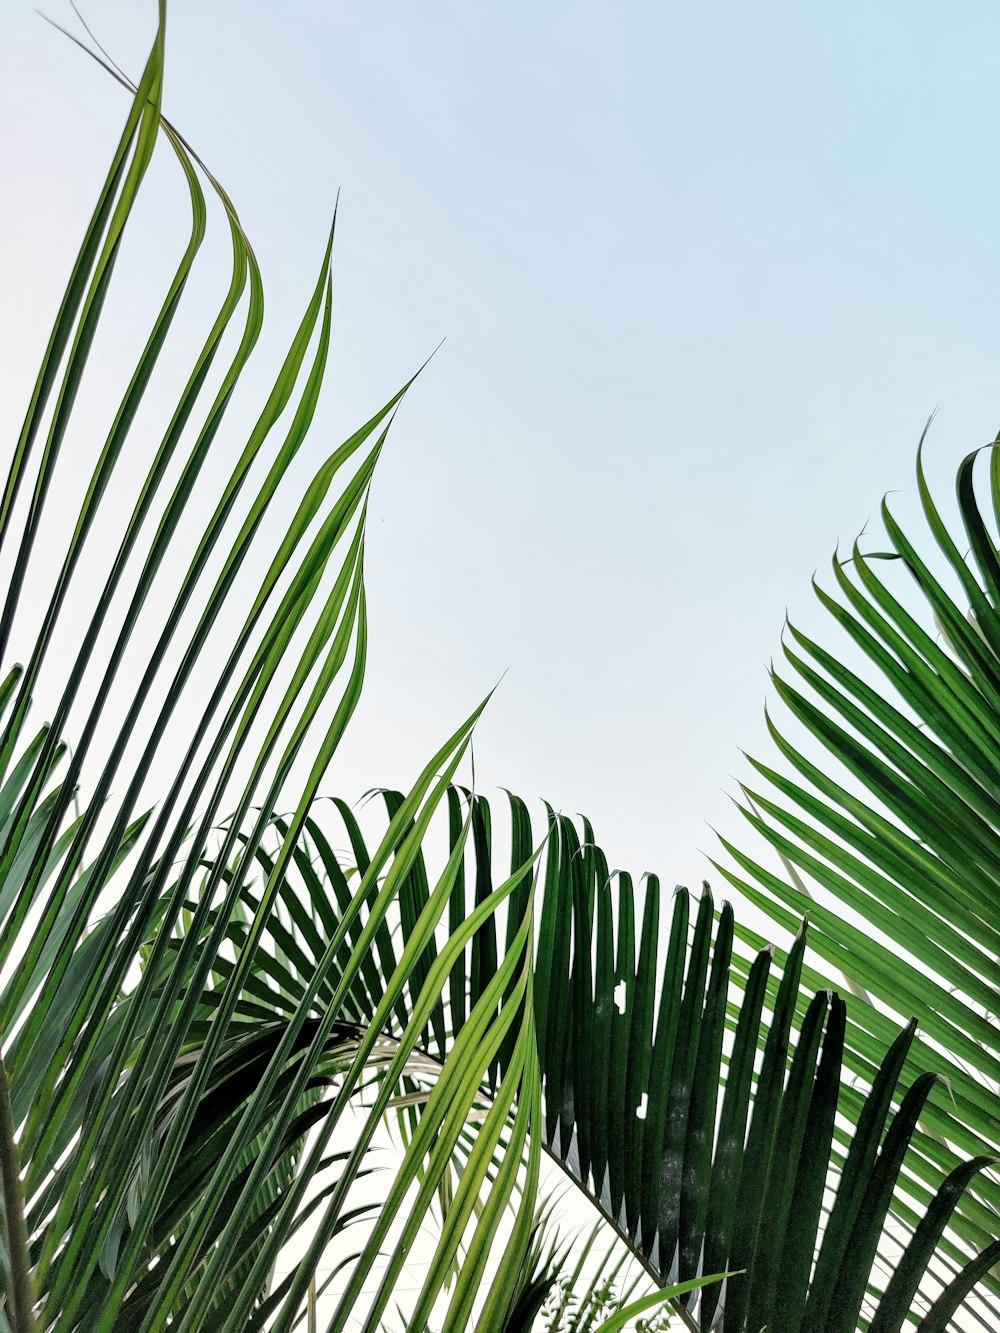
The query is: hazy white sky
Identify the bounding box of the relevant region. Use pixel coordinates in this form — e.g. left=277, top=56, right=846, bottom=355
left=3, top=0, right=1000, bottom=892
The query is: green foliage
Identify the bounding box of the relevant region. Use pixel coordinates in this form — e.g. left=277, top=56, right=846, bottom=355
left=0, top=5, right=995, bottom=1332
left=719, top=431, right=1000, bottom=1324
left=271, top=791, right=994, bottom=1330
left=0, top=9, right=538, bottom=1329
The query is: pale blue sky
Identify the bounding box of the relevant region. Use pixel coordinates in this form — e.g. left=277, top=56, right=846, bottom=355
left=3, top=0, right=1000, bottom=889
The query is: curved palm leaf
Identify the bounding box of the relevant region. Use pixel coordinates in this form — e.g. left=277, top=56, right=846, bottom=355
left=1, top=11, right=541, bottom=1330
left=215, top=789, right=996, bottom=1330
left=719, top=433, right=1000, bottom=1323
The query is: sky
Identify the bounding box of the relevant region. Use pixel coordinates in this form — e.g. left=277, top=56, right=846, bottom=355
left=4, top=0, right=1000, bottom=892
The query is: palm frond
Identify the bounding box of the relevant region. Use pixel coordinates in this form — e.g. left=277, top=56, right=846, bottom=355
left=1, top=11, right=540, bottom=1330
left=721, top=433, right=1000, bottom=1322
left=225, top=789, right=995, bottom=1329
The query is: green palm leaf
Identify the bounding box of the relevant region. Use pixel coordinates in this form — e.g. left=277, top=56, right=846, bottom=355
left=0, top=10, right=542, bottom=1330
left=721, top=432, right=1000, bottom=1324
left=220, top=789, right=995, bottom=1329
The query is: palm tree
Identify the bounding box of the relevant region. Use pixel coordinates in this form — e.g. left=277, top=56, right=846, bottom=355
left=1, top=6, right=995, bottom=1331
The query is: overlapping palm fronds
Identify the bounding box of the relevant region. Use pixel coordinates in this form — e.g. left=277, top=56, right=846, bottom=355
left=221, top=791, right=996, bottom=1330
left=2, top=3, right=997, bottom=1331
left=0, top=8, right=541, bottom=1328
left=719, top=434, right=1000, bottom=1326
